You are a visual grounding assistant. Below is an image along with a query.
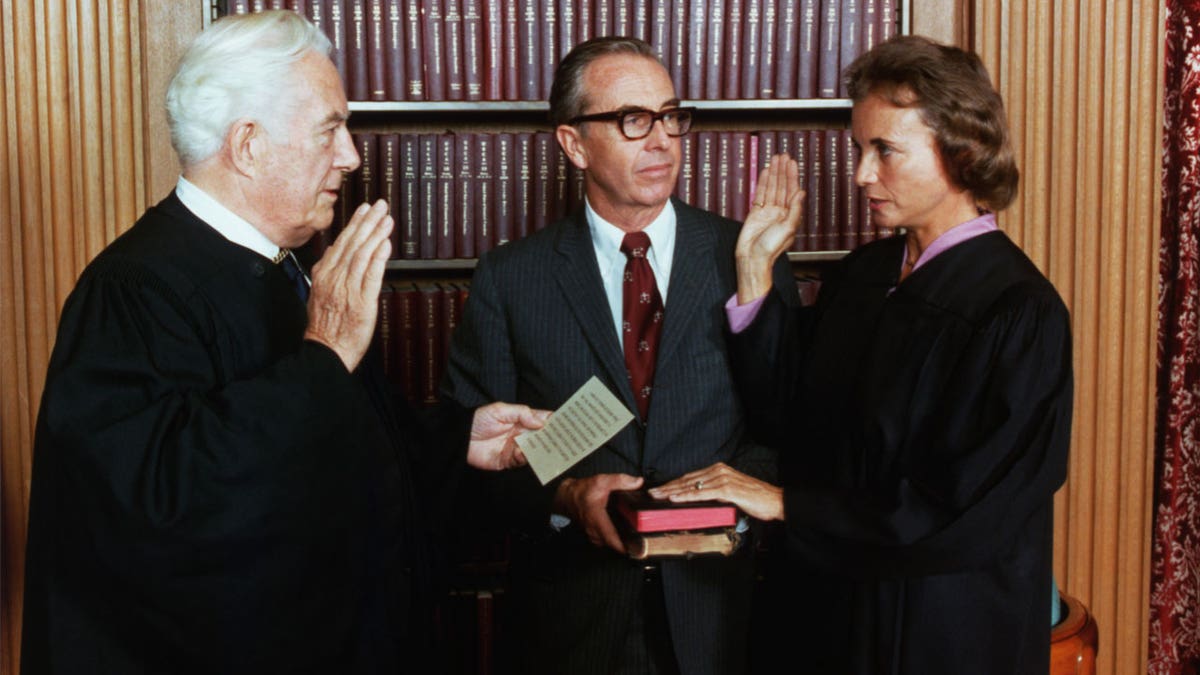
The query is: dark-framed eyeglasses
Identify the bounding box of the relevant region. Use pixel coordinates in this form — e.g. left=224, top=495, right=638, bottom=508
left=567, top=107, right=696, bottom=140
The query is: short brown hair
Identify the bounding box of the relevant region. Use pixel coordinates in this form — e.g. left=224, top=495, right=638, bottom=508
left=844, top=35, right=1019, bottom=212
left=548, top=37, right=660, bottom=126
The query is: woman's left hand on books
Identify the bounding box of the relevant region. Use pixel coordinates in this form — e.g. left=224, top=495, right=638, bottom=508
left=649, top=462, right=785, bottom=522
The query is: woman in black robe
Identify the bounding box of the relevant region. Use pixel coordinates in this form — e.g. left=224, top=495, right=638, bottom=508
left=651, top=35, right=1072, bottom=674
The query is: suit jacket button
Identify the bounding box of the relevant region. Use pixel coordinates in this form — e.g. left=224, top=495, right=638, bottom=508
left=251, top=261, right=265, bottom=277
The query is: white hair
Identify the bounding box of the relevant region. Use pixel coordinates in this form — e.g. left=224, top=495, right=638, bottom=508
left=165, top=10, right=331, bottom=167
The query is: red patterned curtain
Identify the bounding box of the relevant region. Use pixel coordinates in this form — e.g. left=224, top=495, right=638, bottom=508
left=1152, top=2, right=1200, bottom=674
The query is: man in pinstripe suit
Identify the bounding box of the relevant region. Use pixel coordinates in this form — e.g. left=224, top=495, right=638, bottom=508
left=442, top=37, right=792, bottom=675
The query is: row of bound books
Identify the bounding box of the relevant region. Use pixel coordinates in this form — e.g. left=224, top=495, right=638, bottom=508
left=376, top=280, right=469, bottom=407
left=338, top=128, right=880, bottom=260
left=222, top=0, right=897, bottom=101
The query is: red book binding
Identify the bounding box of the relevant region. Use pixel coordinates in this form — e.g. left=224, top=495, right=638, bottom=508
left=494, top=133, right=515, bottom=246
left=366, top=0, right=388, bottom=101
left=757, top=0, right=778, bottom=98
left=462, top=0, right=484, bottom=100
left=383, top=0, right=406, bottom=100
left=399, top=134, right=420, bottom=259
left=611, top=489, right=738, bottom=533
left=774, top=0, right=798, bottom=98
left=838, top=0, right=861, bottom=98
left=455, top=133, right=476, bottom=258
left=403, top=0, right=426, bottom=99
left=797, top=0, right=820, bottom=98
left=817, top=0, right=840, bottom=98
left=436, top=134, right=457, bottom=259
left=346, top=0, right=370, bottom=101
left=443, top=0, right=465, bottom=100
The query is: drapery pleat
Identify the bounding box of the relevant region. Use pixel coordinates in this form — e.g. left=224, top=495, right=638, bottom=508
left=1151, top=2, right=1200, bottom=673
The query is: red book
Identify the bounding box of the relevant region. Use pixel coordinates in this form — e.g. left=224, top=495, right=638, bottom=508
left=879, top=0, right=896, bottom=41
left=614, top=0, right=632, bottom=36
left=455, top=133, right=476, bottom=258
left=649, top=0, right=670, bottom=67
left=250, top=0, right=267, bottom=11
left=416, top=283, right=443, bottom=406
left=403, top=0, right=426, bottom=99
left=325, top=0, right=348, bottom=87
left=842, top=128, right=862, bottom=250
left=797, top=0, right=820, bottom=98
left=567, top=162, right=586, bottom=213
left=669, top=0, right=687, bottom=96
left=227, top=1, right=251, bottom=13
left=440, top=282, right=461, bottom=386
left=722, top=0, right=743, bottom=99
left=553, top=145, right=570, bottom=222
left=676, top=132, right=696, bottom=205
left=716, top=132, right=732, bottom=219
left=860, top=0, right=880, bottom=56
left=704, top=0, right=724, bottom=98
left=474, top=135, right=495, bottom=254
left=686, top=0, right=706, bottom=99
left=823, top=128, right=841, bottom=250
left=345, top=0, right=370, bottom=101
left=632, top=0, right=651, bottom=42
left=517, top=0, right=540, bottom=100
left=306, top=0, right=324, bottom=28
left=805, top=129, right=823, bottom=251
left=383, top=0, right=406, bottom=100
left=558, top=1, right=577, bottom=59
left=739, top=0, right=760, bottom=98
left=356, top=132, right=379, bottom=205
left=594, top=0, right=612, bottom=37
left=758, top=0, right=777, bottom=97
left=494, top=133, right=514, bottom=246
left=731, top=131, right=750, bottom=221
left=575, top=0, right=593, bottom=45
left=792, top=130, right=811, bottom=251
left=394, top=283, right=420, bottom=405
left=540, top=0, right=558, bottom=97
left=443, top=0, right=465, bottom=100
left=774, top=0, right=798, bottom=98
left=513, top=132, right=534, bottom=240
left=377, top=284, right=395, bottom=375
left=366, top=0, right=388, bottom=101
left=422, top=0, right=446, bottom=100
left=463, top=0, right=484, bottom=100
left=482, top=0, right=503, bottom=99
left=532, top=132, right=554, bottom=232
left=756, top=130, right=778, bottom=173
left=419, top=134, right=439, bottom=258
left=436, top=134, right=457, bottom=259
left=817, top=0, right=840, bottom=98
left=380, top=134, right=401, bottom=257
left=610, top=490, right=738, bottom=533
left=399, top=134, right=420, bottom=259
left=695, top=131, right=716, bottom=213
left=503, top=0, right=520, bottom=100
left=839, top=0, right=861, bottom=98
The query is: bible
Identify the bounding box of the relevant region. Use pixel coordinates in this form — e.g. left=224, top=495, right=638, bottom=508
left=609, top=490, right=746, bottom=560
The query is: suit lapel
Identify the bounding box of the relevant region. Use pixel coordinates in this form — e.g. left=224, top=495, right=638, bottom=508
left=657, top=200, right=718, bottom=371
left=550, top=212, right=639, bottom=414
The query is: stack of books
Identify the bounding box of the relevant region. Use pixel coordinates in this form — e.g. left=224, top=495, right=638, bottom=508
left=608, top=489, right=745, bottom=560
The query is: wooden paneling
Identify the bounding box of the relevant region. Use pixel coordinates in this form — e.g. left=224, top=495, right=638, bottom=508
left=0, top=2, right=199, bottom=673
left=973, top=2, right=1164, bottom=674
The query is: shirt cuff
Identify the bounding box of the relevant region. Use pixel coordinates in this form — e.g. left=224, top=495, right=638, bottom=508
left=725, top=293, right=767, bottom=334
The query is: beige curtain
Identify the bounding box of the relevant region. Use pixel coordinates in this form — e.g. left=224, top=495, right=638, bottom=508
left=973, top=2, right=1164, bottom=674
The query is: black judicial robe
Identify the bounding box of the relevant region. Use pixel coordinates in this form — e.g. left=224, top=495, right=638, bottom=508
left=731, top=231, right=1072, bottom=675
left=22, top=192, right=471, bottom=674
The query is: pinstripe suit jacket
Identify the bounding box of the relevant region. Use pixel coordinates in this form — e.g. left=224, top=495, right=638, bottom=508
left=442, top=199, right=791, bottom=675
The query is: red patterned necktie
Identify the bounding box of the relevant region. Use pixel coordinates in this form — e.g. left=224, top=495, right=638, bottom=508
left=620, top=231, right=665, bottom=420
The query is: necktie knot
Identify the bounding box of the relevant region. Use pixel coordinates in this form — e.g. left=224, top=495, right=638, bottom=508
left=276, top=249, right=310, bottom=302
left=621, top=232, right=652, bottom=260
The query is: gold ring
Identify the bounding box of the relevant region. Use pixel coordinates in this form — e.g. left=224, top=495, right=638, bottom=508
left=694, top=480, right=704, bottom=491
left=753, top=202, right=764, bottom=207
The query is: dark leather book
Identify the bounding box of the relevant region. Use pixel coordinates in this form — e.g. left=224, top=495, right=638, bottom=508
left=366, top=0, right=388, bottom=101
left=792, top=130, right=810, bottom=251
left=474, top=134, right=495, bottom=255
left=292, top=1, right=314, bottom=20
left=383, top=0, right=406, bottom=100
left=620, top=525, right=743, bottom=559
left=879, top=0, right=896, bottom=41
left=575, top=0, right=593, bottom=45
left=757, top=0, right=777, bottom=97
left=731, top=131, right=750, bottom=221
left=502, top=0, right=519, bottom=100
left=324, top=0, right=348, bottom=88
left=567, top=162, right=586, bottom=213
left=797, top=0, right=820, bottom=98
left=462, top=0, right=484, bottom=100
left=594, top=0, right=612, bottom=38
left=722, top=0, right=743, bottom=99
left=380, top=134, right=401, bottom=257
left=440, top=282, right=461, bottom=387
left=839, top=0, right=860, bottom=97
left=805, top=129, right=823, bottom=251
left=476, top=589, right=495, bottom=675
left=558, top=1, right=577, bottom=59
left=610, top=489, right=738, bottom=532
left=705, top=0, right=724, bottom=98
left=377, top=284, right=395, bottom=376
left=632, top=0, right=651, bottom=41
left=482, top=0, right=503, bottom=99
left=774, top=0, right=798, bottom=98
left=823, top=128, right=842, bottom=250
left=455, top=133, right=476, bottom=258
left=842, top=128, right=862, bottom=250
left=676, top=132, right=696, bottom=205
left=249, top=0, right=267, bottom=11
left=422, top=0, right=446, bottom=100
left=399, top=134, right=420, bottom=259
left=356, top=132, right=378, bottom=206
left=419, top=134, right=439, bottom=259
left=517, top=0, right=540, bottom=99
left=532, top=132, right=554, bottom=233
left=345, top=0, right=370, bottom=101
left=649, top=0, right=670, bottom=67
left=416, top=282, right=443, bottom=406
left=860, top=0, right=880, bottom=56
left=817, top=0, right=840, bottom=98
left=266, top=0, right=286, bottom=8
left=739, top=0, right=760, bottom=98
left=716, top=132, right=732, bottom=219
left=756, top=130, right=777, bottom=172
left=513, top=132, right=533, bottom=240
left=670, top=0, right=688, bottom=96
left=614, top=0, right=633, bottom=36
left=494, top=133, right=514, bottom=246
left=436, top=134, right=457, bottom=258
left=686, top=0, right=705, bottom=99
left=305, top=0, right=323, bottom=28
left=553, top=145, right=570, bottom=222
left=695, top=131, right=716, bottom=213
left=403, top=0, right=425, bottom=99
left=393, top=282, right=420, bottom=405
left=227, top=0, right=251, bottom=13
left=443, top=0, right=465, bottom=101
left=540, top=0, right=557, bottom=97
